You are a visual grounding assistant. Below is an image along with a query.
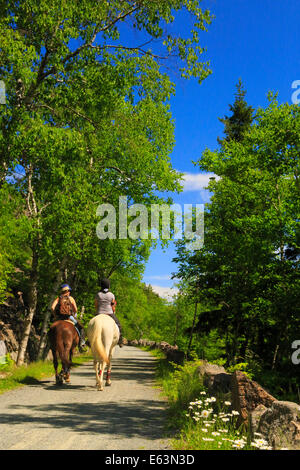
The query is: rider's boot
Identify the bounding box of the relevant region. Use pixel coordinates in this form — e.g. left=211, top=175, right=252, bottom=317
left=118, top=334, right=124, bottom=348
left=76, top=322, right=86, bottom=351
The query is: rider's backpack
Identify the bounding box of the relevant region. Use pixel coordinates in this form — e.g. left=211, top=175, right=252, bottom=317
left=57, top=295, right=74, bottom=317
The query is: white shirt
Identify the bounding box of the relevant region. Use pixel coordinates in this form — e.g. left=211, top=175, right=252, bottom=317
left=96, top=291, right=115, bottom=315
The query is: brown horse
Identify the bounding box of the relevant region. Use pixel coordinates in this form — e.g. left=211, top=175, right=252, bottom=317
left=48, top=320, right=79, bottom=385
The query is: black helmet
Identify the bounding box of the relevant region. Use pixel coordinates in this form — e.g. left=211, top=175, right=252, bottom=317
left=100, top=278, right=110, bottom=291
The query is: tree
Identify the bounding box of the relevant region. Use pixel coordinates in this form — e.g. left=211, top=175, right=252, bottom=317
left=1, top=1, right=215, bottom=364
left=0, top=0, right=213, bottom=180
left=174, top=97, right=300, bottom=395
left=217, top=78, right=255, bottom=146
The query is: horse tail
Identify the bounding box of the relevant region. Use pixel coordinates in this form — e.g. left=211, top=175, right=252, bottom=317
left=87, top=316, right=109, bottom=364
left=56, top=340, right=72, bottom=369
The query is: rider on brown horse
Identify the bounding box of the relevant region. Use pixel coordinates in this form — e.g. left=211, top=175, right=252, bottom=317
left=51, top=284, right=86, bottom=350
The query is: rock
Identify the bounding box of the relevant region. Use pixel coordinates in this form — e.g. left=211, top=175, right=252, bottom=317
left=249, top=404, right=267, bottom=436
left=210, top=372, right=232, bottom=395
left=231, top=370, right=276, bottom=426
left=0, top=320, right=19, bottom=362
left=166, top=348, right=184, bottom=364
left=159, top=341, right=171, bottom=351
left=197, top=361, right=232, bottom=395
left=198, top=361, right=227, bottom=378
left=128, top=339, right=138, bottom=346
left=257, top=401, right=300, bottom=450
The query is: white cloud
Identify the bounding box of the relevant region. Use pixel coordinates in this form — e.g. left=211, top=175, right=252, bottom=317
left=144, top=275, right=171, bottom=281
left=182, top=172, right=219, bottom=191
left=149, top=284, right=179, bottom=301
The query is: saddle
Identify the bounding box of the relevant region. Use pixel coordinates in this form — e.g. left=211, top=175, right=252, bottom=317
left=55, top=318, right=80, bottom=339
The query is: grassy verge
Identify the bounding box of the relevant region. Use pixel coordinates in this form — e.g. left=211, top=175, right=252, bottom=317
left=0, top=351, right=93, bottom=395
left=145, top=348, right=272, bottom=451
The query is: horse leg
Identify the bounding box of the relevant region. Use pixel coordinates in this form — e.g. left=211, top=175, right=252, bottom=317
left=64, top=347, right=74, bottom=383
left=99, top=360, right=106, bottom=391
left=63, top=361, right=71, bottom=383
left=94, top=360, right=101, bottom=389
left=105, top=357, right=112, bottom=386
left=52, top=350, right=61, bottom=385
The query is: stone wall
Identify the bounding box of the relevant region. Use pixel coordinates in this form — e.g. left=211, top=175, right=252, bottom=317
left=126, top=338, right=184, bottom=363
left=127, top=339, right=300, bottom=450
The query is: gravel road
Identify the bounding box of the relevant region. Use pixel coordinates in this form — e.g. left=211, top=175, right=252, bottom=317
left=0, top=346, right=171, bottom=450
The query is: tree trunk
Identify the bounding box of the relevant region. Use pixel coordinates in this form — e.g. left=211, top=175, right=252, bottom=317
left=186, top=299, right=198, bottom=359
left=173, top=309, right=181, bottom=346
left=16, top=244, right=38, bottom=366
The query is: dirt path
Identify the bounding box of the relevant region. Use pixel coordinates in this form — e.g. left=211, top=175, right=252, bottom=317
left=0, top=346, right=171, bottom=450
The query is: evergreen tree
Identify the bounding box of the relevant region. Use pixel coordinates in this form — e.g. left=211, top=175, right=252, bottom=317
left=218, top=78, right=255, bottom=145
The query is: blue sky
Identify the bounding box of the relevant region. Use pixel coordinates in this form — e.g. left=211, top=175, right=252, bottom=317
left=138, top=0, right=300, bottom=299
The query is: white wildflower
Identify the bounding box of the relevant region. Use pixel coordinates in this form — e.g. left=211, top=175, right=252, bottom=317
left=251, top=438, right=269, bottom=448
left=232, top=441, right=246, bottom=449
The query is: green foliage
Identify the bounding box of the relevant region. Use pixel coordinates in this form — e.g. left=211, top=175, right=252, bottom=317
left=218, top=78, right=255, bottom=145
left=193, top=329, right=226, bottom=363
left=0, top=1, right=214, bottom=365
left=0, top=353, right=14, bottom=371
left=0, top=353, right=92, bottom=395
left=173, top=95, right=300, bottom=399
left=227, top=362, right=254, bottom=379
left=153, top=355, right=256, bottom=450
left=0, top=183, right=31, bottom=301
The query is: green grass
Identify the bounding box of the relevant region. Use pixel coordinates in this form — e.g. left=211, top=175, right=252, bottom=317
left=0, top=351, right=93, bottom=395
left=144, top=347, right=270, bottom=451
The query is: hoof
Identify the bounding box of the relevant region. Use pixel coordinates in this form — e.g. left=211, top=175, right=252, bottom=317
left=105, top=382, right=111, bottom=387
left=97, top=386, right=104, bottom=391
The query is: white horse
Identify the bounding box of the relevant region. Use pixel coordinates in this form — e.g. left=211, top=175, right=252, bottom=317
left=86, top=314, right=120, bottom=391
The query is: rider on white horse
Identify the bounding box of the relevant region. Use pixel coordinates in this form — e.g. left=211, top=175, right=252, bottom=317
left=94, top=278, right=123, bottom=347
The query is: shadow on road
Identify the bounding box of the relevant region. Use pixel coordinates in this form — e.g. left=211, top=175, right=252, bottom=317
left=0, top=348, right=173, bottom=446
left=1, top=399, right=170, bottom=441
